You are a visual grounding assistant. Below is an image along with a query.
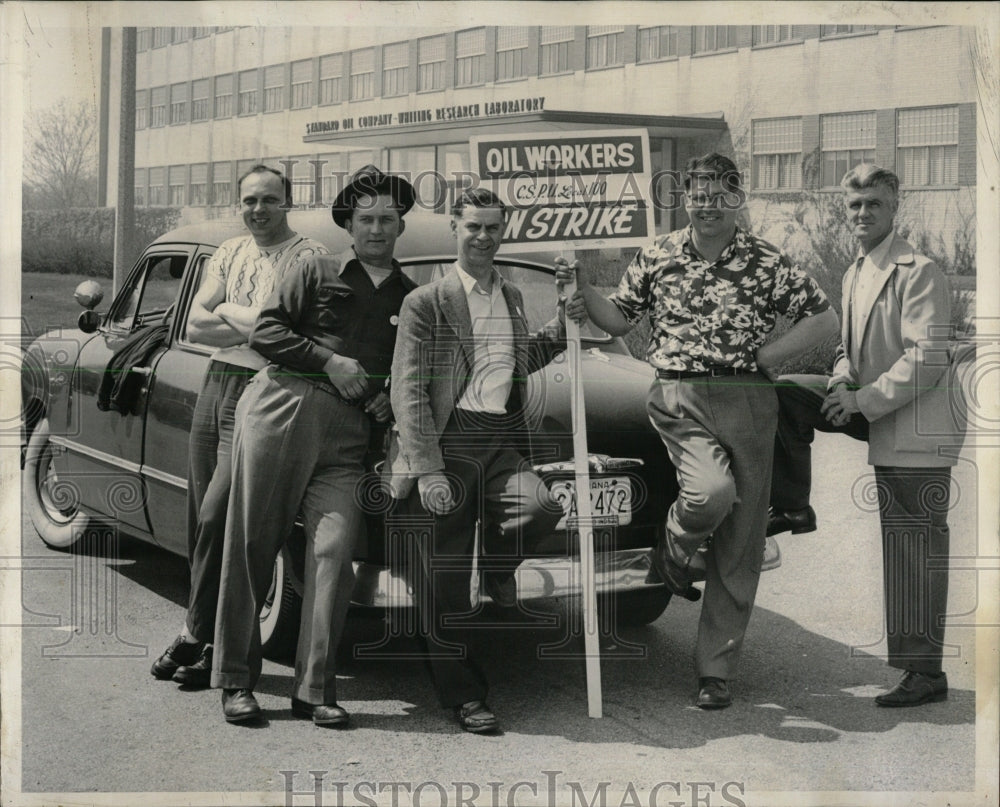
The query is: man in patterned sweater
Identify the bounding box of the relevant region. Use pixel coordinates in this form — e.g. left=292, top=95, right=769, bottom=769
left=151, top=165, right=328, bottom=687
left=561, top=153, right=838, bottom=709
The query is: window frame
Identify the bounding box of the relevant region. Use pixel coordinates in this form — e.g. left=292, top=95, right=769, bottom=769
left=751, top=116, right=804, bottom=191
left=417, top=36, right=446, bottom=92
left=585, top=26, right=625, bottom=70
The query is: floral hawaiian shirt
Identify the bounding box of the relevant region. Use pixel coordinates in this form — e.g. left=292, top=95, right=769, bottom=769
left=610, top=226, right=830, bottom=372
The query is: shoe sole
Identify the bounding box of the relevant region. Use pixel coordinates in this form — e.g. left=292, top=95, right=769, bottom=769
left=291, top=706, right=350, bottom=726
left=460, top=721, right=499, bottom=733
left=696, top=700, right=732, bottom=710
left=875, top=691, right=947, bottom=707
left=224, top=709, right=262, bottom=723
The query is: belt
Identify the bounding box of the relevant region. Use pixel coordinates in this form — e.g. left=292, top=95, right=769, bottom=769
left=655, top=366, right=747, bottom=380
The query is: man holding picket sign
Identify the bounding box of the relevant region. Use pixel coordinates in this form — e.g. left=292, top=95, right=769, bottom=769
left=559, top=152, right=837, bottom=709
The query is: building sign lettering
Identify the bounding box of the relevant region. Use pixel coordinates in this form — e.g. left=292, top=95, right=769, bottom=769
left=305, top=97, right=545, bottom=137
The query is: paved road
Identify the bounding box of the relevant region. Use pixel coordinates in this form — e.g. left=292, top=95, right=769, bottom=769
left=10, top=433, right=988, bottom=805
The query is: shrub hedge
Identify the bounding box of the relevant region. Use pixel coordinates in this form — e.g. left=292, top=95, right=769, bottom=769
left=22, top=207, right=182, bottom=276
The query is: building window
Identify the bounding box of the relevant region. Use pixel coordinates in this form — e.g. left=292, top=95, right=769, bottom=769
left=693, top=26, right=737, bottom=53
left=317, top=153, right=347, bottom=205
left=189, top=163, right=207, bottom=206
left=168, top=165, right=186, bottom=206
left=134, top=168, right=147, bottom=207
left=586, top=26, right=624, bottom=69
left=152, top=28, right=171, bottom=48
left=169, top=83, right=188, bottom=125
left=540, top=26, right=574, bottom=75
left=137, top=28, right=152, bottom=52
left=238, top=69, right=258, bottom=115
left=285, top=156, right=317, bottom=206
left=752, top=25, right=795, bottom=46
left=192, top=27, right=213, bottom=39
left=418, top=36, right=446, bottom=91
left=350, top=48, right=375, bottom=100
left=172, top=27, right=190, bottom=44
left=821, top=111, right=876, bottom=187
left=319, top=54, right=343, bottom=105
left=263, top=65, right=284, bottom=113
left=236, top=160, right=259, bottom=193
left=291, top=60, right=313, bottom=109
left=821, top=25, right=877, bottom=37
left=211, top=162, right=232, bottom=206
left=383, top=42, right=409, bottom=97
left=191, top=79, right=210, bottom=121
left=214, top=74, right=233, bottom=118
left=135, top=89, right=149, bottom=130
left=638, top=26, right=678, bottom=61
left=897, top=105, right=959, bottom=186
left=150, top=86, right=167, bottom=128
left=455, top=28, right=486, bottom=87
left=148, top=167, right=166, bottom=205
left=752, top=117, right=802, bottom=189
left=496, top=27, right=529, bottom=80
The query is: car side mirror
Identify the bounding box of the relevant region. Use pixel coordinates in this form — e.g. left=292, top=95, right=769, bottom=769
left=78, top=310, right=101, bottom=333
left=73, top=280, right=104, bottom=310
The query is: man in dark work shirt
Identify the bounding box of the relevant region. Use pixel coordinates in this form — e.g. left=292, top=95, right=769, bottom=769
left=211, top=166, right=417, bottom=725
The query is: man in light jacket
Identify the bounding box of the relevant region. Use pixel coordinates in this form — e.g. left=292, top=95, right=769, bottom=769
left=768, top=163, right=966, bottom=707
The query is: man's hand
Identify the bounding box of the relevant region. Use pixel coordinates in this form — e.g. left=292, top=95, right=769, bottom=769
left=324, top=353, right=369, bottom=401
left=418, top=472, right=455, bottom=515
left=821, top=384, right=861, bottom=427
left=363, top=391, right=392, bottom=423
left=553, top=257, right=589, bottom=325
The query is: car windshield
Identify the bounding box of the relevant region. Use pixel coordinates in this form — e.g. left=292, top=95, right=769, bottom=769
left=401, top=260, right=612, bottom=341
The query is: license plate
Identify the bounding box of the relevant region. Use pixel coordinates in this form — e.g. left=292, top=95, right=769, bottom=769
left=550, top=476, right=632, bottom=529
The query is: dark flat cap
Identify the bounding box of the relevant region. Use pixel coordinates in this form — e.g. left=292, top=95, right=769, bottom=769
left=331, top=164, right=416, bottom=228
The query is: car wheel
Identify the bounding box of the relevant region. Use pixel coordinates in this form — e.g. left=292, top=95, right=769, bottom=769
left=598, top=587, right=672, bottom=628
left=260, top=543, right=303, bottom=659
left=23, top=418, right=92, bottom=550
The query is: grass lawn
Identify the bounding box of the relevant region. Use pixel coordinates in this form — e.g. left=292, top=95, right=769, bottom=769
left=20, top=272, right=101, bottom=340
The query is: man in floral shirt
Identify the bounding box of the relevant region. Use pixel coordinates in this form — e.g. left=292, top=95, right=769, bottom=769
left=560, top=152, right=837, bottom=709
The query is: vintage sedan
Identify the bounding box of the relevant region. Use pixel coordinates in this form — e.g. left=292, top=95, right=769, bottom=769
left=21, top=209, right=681, bottom=657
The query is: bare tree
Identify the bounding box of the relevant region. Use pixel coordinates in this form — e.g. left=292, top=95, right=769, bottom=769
left=24, top=98, right=98, bottom=209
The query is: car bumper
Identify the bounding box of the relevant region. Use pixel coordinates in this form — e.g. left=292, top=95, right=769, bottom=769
left=349, top=547, right=660, bottom=609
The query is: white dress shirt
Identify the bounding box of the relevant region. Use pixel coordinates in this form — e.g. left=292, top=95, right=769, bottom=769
left=453, top=262, right=516, bottom=414
left=851, top=230, right=896, bottom=353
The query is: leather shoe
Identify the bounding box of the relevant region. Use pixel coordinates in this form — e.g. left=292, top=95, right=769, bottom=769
left=291, top=698, right=350, bottom=726
left=696, top=677, right=732, bottom=710
left=482, top=571, right=517, bottom=608
left=221, top=688, right=261, bottom=723
left=650, top=528, right=700, bottom=598
left=766, top=506, right=817, bottom=537
left=172, top=644, right=212, bottom=688
left=761, top=535, right=782, bottom=571
left=151, top=635, right=204, bottom=680
left=455, top=700, right=499, bottom=733
left=875, top=671, right=948, bottom=707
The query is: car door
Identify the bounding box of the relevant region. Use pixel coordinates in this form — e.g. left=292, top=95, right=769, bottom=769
left=140, top=248, right=216, bottom=555
left=60, top=247, right=191, bottom=536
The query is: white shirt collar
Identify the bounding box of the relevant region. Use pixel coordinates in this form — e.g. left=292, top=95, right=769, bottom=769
left=857, top=230, right=896, bottom=270
left=454, top=261, right=505, bottom=297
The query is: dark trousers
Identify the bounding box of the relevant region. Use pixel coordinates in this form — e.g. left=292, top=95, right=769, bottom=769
left=185, top=360, right=256, bottom=644
left=646, top=372, right=777, bottom=680
left=405, top=410, right=562, bottom=708
left=772, top=374, right=951, bottom=673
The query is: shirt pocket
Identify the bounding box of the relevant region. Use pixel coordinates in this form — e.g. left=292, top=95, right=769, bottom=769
left=314, top=285, right=356, bottom=334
